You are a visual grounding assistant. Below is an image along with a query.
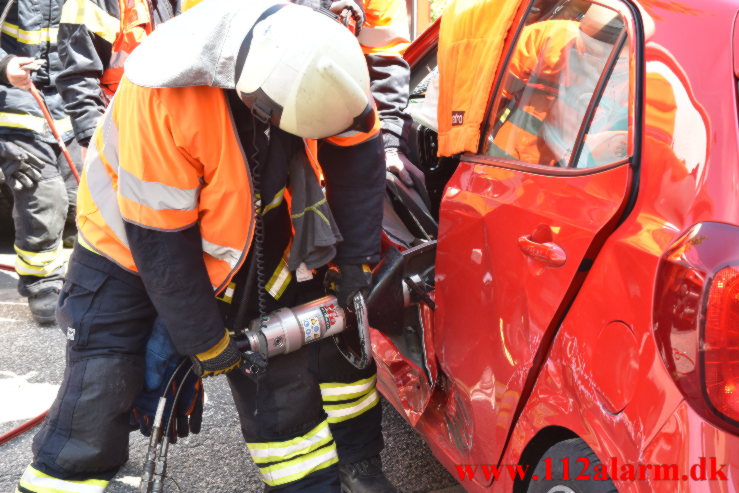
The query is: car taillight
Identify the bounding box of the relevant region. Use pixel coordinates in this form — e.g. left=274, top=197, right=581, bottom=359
left=704, top=266, right=739, bottom=421
left=653, top=222, right=739, bottom=434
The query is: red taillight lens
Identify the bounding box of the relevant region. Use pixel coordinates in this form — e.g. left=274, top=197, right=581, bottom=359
left=704, top=266, right=739, bottom=422
left=653, top=223, right=739, bottom=434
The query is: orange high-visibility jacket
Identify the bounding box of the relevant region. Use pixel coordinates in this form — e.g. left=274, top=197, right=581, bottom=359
left=77, top=77, right=255, bottom=294
left=436, top=0, right=523, bottom=156
left=98, top=0, right=154, bottom=97
left=489, top=20, right=581, bottom=165
left=490, top=19, right=629, bottom=166
left=359, top=0, right=410, bottom=57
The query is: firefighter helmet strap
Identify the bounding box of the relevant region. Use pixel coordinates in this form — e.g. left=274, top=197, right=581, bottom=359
left=235, top=3, right=287, bottom=121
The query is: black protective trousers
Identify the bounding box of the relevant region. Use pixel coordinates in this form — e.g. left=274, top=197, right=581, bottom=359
left=32, top=246, right=381, bottom=491
left=2, top=134, right=79, bottom=297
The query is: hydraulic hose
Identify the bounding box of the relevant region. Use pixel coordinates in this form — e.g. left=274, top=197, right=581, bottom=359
left=28, top=82, right=80, bottom=183
left=0, top=410, right=48, bottom=446
left=0, top=81, right=81, bottom=433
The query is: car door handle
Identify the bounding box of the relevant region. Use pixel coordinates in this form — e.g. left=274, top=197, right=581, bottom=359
left=517, top=235, right=567, bottom=267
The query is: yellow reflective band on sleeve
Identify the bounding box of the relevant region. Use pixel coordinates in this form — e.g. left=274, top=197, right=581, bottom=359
left=320, top=375, right=377, bottom=402
left=262, top=187, right=285, bottom=216
left=265, top=257, right=292, bottom=301
left=195, top=332, right=230, bottom=361
left=0, top=112, right=72, bottom=135
left=247, top=420, right=333, bottom=464
left=14, top=244, right=65, bottom=278
left=60, top=0, right=119, bottom=43
left=265, top=242, right=293, bottom=301
left=256, top=442, right=338, bottom=487
left=323, top=389, right=380, bottom=424
left=1, top=23, right=58, bottom=44
left=18, top=465, right=108, bottom=492
left=216, top=282, right=236, bottom=304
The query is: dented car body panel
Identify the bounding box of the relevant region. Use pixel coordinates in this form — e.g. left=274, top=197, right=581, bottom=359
left=373, top=0, right=739, bottom=490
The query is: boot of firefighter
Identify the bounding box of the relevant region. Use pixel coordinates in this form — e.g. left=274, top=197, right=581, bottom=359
left=338, top=455, right=398, bottom=493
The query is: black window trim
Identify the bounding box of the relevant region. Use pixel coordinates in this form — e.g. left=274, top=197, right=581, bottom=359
left=568, top=30, right=629, bottom=169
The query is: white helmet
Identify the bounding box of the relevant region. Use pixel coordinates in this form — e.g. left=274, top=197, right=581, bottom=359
left=235, top=4, right=374, bottom=139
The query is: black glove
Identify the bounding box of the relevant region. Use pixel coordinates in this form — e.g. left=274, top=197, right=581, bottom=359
left=0, top=141, right=45, bottom=191
left=131, top=371, right=204, bottom=444
left=324, top=263, right=372, bottom=310
left=190, top=332, right=243, bottom=377
left=130, top=319, right=204, bottom=443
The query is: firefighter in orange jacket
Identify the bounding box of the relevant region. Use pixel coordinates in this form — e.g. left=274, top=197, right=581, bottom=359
left=17, top=2, right=387, bottom=492
left=488, top=4, right=628, bottom=168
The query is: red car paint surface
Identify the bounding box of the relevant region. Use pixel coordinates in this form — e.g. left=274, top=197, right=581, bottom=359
left=374, top=1, right=739, bottom=491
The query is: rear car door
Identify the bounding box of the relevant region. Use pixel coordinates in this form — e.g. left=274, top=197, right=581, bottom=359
left=432, top=0, right=641, bottom=467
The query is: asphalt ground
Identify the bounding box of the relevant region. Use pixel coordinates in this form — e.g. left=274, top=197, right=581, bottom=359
left=0, top=229, right=462, bottom=493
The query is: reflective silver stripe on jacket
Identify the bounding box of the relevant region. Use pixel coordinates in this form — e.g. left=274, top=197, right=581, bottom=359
left=202, top=238, right=242, bottom=269
left=84, top=109, right=130, bottom=246
left=118, top=167, right=199, bottom=212
left=358, top=24, right=409, bottom=48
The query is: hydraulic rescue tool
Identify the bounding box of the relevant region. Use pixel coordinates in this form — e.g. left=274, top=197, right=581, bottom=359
left=237, top=292, right=371, bottom=371
left=138, top=293, right=370, bottom=493
left=139, top=243, right=437, bottom=492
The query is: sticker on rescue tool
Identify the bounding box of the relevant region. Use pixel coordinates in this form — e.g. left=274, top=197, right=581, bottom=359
left=297, top=303, right=343, bottom=345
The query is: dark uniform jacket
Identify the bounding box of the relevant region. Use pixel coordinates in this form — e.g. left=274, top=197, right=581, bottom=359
left=0, top=0, right=72, bottom=144
left=55, top=0, right=179, bottom=146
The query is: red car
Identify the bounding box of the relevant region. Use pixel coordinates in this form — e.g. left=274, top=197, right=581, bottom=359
left=371, top=0, right=739, bottom=491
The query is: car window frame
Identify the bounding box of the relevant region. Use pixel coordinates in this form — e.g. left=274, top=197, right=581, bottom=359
left=473, top=0, right=645, bottom=178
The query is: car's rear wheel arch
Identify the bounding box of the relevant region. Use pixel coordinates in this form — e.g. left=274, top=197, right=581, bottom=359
left=513, top=426, right=578, bottom=493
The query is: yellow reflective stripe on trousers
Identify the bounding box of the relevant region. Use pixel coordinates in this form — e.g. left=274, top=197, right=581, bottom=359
left=320, top=375, right=377, bottom=402
left=1, top=22, right=58, bottom=44
left=17, top=465, right=108, bottom=492
left=323, top=388, right=380, bottom=424
left=256, top=442, right=338, bottom=487
left=246, top=420, right=338, bottom=486
left=247, top=420, right=332, bottom=463
left=358, top=25, right=409, bottom=48
left=14, top=244, right=65, bottom=277
left=60, top=0, right=119, bottom=43
left=0, top=112, right=72, bottom=135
